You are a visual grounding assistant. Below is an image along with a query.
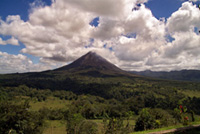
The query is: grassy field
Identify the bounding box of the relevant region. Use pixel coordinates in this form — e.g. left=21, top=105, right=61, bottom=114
left=42, top=119, right=136, bottom=134
left=27, top=97, right=200, bottom=134
left=132, top=121, right=200, bottom=134
left=43, top=121, right=200, bottom=134
left=15, top=96, right=200, bottom=134
left=132, top=125, right=187, bottom=134
left=43, top=120, right=66, bottom=134
left=181, top=90, right=200, bottom=98
left=29, top=97, right=71, bottom=111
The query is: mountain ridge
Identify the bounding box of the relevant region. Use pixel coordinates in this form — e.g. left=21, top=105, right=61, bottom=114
left=131, top=69, right=200, bottom=82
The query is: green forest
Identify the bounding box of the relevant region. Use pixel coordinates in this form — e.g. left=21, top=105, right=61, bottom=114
left=1, top=71, right=200, bottom=134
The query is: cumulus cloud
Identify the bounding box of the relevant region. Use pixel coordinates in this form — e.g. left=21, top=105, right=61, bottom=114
left=0, top=3, right=93, bottom=60
left=110, top=5, right=166, bottom=63
left=167, top=2, right=200, bottom=33
left=62, top=0, right=148, bottom=18
left=0, top=37, right=19, bottom=45
left=148, top=2, right=200, bottom=71
left=0, top=0, right=200, bottom=73
left=0, top=51, right=51, bottom=74
left=29, top=0, right=46, bottom=9
left=92, top=18, right=124, bottom=40
left=63, top=0, right=125, bottom=17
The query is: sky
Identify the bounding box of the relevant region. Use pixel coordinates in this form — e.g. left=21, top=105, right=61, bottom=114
left=0, top=0, right=200, bottom=74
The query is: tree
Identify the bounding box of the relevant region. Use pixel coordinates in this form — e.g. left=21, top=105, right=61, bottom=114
left=134, top=108, right=155, bottom=131
left=65, top=113, right=85, bottom=134
left=172, top=108, right=182, bottom=124
left=0, top=101, right=45, bottom=134
left=150, top=108, right=174, bottom=127
left=105, top=118, right=124, bottom=134
left=78, top=120, right=99, bottom=134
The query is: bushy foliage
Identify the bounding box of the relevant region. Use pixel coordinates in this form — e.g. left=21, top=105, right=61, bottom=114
left=134, top=108, right=156, bottom=131
left=135, top=108, right=175, bottom=131
left=0, top=85, right=77, bottom=102
left=150, top=108, right=175, bottom=127
left=39, top=107, right=65, bottom=120
left=0, top=101, right=45, bottom=134
left=1, top=78, right=200, bottom=134
left=65, top=112, right=85, bottom=134
left=104, top=118, right=131, bottom=134
left=78, top=120, right=99, bottom=134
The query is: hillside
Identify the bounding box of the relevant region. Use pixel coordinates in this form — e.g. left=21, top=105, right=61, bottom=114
left=131, top=70, right=200, bottom=82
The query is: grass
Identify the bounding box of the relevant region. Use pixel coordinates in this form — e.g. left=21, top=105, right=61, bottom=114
left=13, top=96, right=71, bottom=111
left=26, top=97, right=200, bottom=134
left=45, top=119, right=200, bottom=134
left=15, top=96, right=200, bottom=134
left=42, top=119, right=136, bottom=134
left=29, top=97, right=71, bottom=111
left=43, top=120, right=66, bottom=134
left=89, top=119, right=135, bottom=125
left=181, top=90, right=200, bottom=98
left=17, top=97, right=70, bottom=134
left=132, top=121, right=200, bottom=134
left=132, top=125, right=185, bottom=134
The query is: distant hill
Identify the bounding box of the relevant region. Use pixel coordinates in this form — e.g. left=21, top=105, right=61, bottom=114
left=131, top=70, right=200, bottom=82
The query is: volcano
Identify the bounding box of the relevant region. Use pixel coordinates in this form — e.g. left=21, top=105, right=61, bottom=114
left=0, top=51, right=135, bottom=91
left=54, top=51, right=124, bottom=75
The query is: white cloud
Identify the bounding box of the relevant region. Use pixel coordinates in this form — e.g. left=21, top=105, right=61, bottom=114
left=112, top=5, right=166, bottom=63
left=0, top=3, right=93, bottom=61
left=0, top=37, right=19, bottom=46
left=62, top=0, right=148, bottom=18
left=29, top=0, right=46, bottom=9
left=167, top=2, right=200, bottom=34
left=1, top=0, right=200, bottom=73
left=63, top=0, right=125, bottom=17
left=164, top=32, right=200, bottom=58
left=92, top=18, right=124, bottom=40
left=147, top=1, right=200, bottom=71
left=0, top=51, right=51, bottom=74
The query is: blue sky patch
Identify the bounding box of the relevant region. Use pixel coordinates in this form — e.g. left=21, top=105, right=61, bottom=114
left=90, top=17, right=99, bottom=27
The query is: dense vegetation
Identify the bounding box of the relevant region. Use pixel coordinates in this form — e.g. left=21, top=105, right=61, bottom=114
left=0, top=92, right=45, bottom=134
left=1, top=82, right=200, bottom=133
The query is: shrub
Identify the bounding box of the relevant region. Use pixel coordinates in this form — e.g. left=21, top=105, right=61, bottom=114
left=0, top=101, right=45, bottom=134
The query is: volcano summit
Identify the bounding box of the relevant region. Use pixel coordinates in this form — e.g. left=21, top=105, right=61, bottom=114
left=53, top=51, right=126, bottom=76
